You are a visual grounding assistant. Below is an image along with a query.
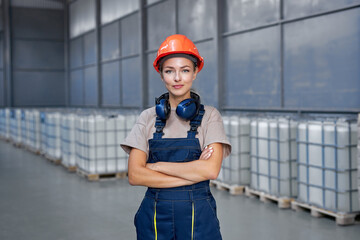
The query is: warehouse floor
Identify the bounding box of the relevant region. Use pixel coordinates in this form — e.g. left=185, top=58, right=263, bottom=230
left=0, top=140, right=359, bottom=240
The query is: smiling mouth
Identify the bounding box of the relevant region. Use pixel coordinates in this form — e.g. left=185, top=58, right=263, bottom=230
left=173, top=85, right=183, bottom=89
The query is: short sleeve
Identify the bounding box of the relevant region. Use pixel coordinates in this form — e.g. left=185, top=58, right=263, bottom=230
left=203, top=107, right=231, bottom=158
left=120, top=110, right=149, bottom=156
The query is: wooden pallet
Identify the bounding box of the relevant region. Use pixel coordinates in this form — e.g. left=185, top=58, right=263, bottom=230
left=76, top=168, right=128, bottom=181
left=291, top=201, right=360, bottom=226
left=44, top=155, right=61, bottom=165
left=245, top=187, right=293, bottom=209
left=61, top=163, right=77, bottom=172
left=210, top=180, right=245, bottom=195
left=12, top=142, right=22, bottom=148
left=25, top=146, right=41, bottom=155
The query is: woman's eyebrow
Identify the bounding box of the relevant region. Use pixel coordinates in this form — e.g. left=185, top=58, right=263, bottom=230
left=163, top=65, right=191, bottom=69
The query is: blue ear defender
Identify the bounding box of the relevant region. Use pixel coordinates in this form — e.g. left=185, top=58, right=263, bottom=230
left=155, top=93, right=171, bottom=120
left=155, top=92, right=201, bottom=121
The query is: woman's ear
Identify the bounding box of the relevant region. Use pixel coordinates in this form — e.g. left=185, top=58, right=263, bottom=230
left=193, top=66, right=199, bottom=81
left=160, top=72, right=164, bottom=81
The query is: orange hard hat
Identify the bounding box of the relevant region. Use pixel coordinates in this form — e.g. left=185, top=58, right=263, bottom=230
left=153, top=34, right=204, bottom=73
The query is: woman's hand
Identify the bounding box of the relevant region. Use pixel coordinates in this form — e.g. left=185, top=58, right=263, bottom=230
left=199, top=146, right=214, bottom=160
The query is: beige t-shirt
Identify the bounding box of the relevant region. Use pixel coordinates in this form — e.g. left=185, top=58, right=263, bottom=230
left=121, top=105, right=231, bottom=158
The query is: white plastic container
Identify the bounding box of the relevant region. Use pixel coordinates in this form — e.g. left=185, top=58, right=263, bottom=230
left=10, top=109, right=22, bottom=145
left=220, top=115, right=251, bottom=185
left=40, top=112, right=47, bottom=154
left=21, top=110, right=28, bottom=147
left=45, top=112, right=62, bottom=160
left=61, top=113, right=77, bottom=167
left=250, top=117, right=297, bottom=197
left=26, top=110, right=41, bottom=152
left=0, top=109, right=10, bottom=139
left=298, top=119, right=359, bottom=213
left=76, top=114, right=129, bottom=174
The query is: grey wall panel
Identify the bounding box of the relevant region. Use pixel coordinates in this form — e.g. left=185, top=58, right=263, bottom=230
left=13, top=71, right=65, bottom=106
left=147, top=53, right=166, bottom=106
left=284, top=0, right=360, bottom=19
left=84, top=31, right=96, bottom=65
left=12, top=8, right=64, bottom=40
left=121, top=13, right=139, bottom=57
left=178, top=0, right=215, bottom=42
left=0, top=8, right=3, bottom=31
left=146, top=0, right=176, bottom=50
left=0, top=72, right=3, bottom=106
left=193, top=40, right=218, bottom=107
left=122, top=57, right=141, bottom=107
left=11, top=0, right=63, bottom=9
left=102, top=61, right=120, bottom=106
left=224, top=0, right=279, bottom=32
left=101, top=21, right=120, bottom=61
left=284, top=8, right=360, bottom=110
left=70, top=38, right=83, bottom=69
left=0, top=37, right=3, bottom=68
left=70, top=0, right=95, bottom=38
left=224, top=27, right=281, bottom=108
left=84, top=66, right=98, bottom=106
left=70, top=69, right=83, bottom=105
left=147, top=0, right=162, bottom=5
left=101, top=0, right=139, bottom=25
left=13, top=40, right=64, bottom=70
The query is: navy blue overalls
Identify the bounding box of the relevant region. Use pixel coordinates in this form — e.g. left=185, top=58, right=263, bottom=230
left=134, top=105, right=222, bottom=240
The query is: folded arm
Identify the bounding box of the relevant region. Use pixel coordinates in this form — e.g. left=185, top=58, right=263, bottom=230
left=146, top=143, right=223, bottom=182
left=128, top=148, right=198, bottom=188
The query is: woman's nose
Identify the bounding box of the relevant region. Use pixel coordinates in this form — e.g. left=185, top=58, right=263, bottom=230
left=174, top=71, right=181, bottom=81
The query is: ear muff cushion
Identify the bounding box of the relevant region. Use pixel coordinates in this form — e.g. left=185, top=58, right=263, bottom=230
left=155, top=94, right=170, bottom=120
left=176, top=98, right=198, bottom=121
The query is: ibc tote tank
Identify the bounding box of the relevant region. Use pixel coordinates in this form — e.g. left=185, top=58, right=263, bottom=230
left=76, top=114, right=128, bottom=174
left=220, top=115, right=251, bottom=185
left=27, top=110, right=41, bottom=152
left=297, top=118, right=359, bottom=213
left=45, top=112, right=62, bottom=160
left=0, top=109, right=11, bottom=139
left=10, top=109, right=22, bottom=145
left=40, top=111, right=47, bottom=154
left=250, top=117, right=298, bottom=198
left=61, top=113, right=77, bottom=168
left=21, top=110, right=28, bottom=146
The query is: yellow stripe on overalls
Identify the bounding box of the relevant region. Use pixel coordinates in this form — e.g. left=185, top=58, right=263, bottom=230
left=191, top=202, right=195, bottom=240
left=154, top=202, right=157, bottom=240
left=153, top=201, right=194, bottom=240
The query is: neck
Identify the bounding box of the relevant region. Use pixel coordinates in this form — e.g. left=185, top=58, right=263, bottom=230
left=169, top=92, right=191, bottom=108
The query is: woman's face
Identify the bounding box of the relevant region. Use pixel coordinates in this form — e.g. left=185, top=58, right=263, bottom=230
left=161, top=57, right=198, bottom=104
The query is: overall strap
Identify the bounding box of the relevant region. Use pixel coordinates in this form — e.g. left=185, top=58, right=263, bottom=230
left=187, top=104, right=205, bottom=138
left=153, top=117, right=166, bottom=139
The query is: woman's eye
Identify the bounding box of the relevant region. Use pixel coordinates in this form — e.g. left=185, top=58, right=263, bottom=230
left=164, top=70, right=173, bottom=74
left=182, top=69, right=190, bottom=73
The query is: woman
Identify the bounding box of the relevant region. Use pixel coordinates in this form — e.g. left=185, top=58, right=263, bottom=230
left=121, top=34, right=231, bottom=240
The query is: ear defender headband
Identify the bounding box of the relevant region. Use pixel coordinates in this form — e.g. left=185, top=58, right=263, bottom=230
left=155, top=92, right=201, bottom=121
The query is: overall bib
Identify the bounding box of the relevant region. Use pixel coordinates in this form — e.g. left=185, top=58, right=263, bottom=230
left=134, top=105, right=222, bottom=240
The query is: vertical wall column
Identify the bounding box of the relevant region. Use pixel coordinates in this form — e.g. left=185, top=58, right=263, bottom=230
left=279, top=0, right=284, bottom=108
left=3, top=0, right=12, bottom=107
left=64, top=1, right=70, bottom=107
left=139, top=0, right=147, bottom=109
left=215, top=0, right=224, bottom=110
left=95, top=0, right=102, bottom=107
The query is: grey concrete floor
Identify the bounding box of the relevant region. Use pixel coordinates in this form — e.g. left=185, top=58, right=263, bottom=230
left=0, top=140, right=359, bottom=240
